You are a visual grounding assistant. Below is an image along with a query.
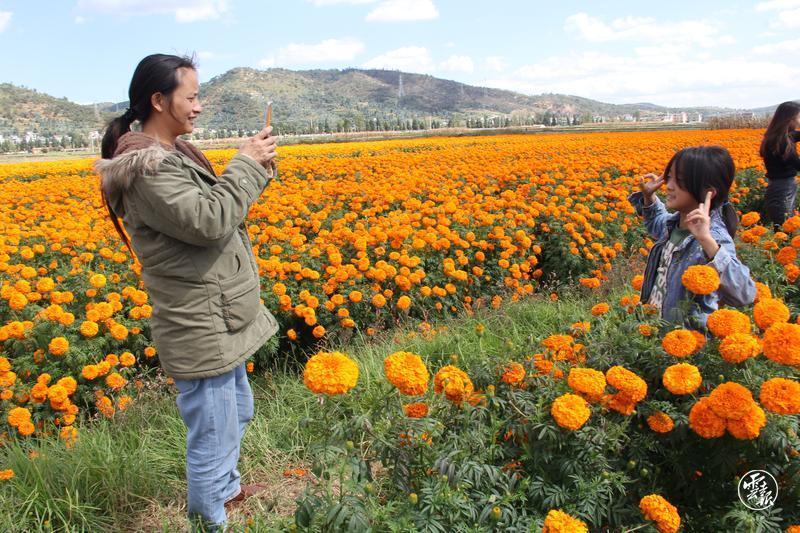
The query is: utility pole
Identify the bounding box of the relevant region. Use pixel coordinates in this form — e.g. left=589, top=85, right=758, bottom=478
left=398, top=73, right=404, bottom=99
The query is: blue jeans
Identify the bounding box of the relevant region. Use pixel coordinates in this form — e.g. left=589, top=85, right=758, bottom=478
left=174, top=363, right=253, bottom=530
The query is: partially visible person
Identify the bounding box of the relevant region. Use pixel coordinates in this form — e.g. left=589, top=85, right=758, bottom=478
left=760, top=101, right=800, bottom=228
left=629, top=146, right=756, bottom=329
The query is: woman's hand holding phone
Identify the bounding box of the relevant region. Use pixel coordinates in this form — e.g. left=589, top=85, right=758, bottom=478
left=237, top=126, right=277, bottom=169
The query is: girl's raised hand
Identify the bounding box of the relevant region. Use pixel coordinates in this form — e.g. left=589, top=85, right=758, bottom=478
left=639, top=173, right=664, bottom=203
left=685, top=190, right=713, bottom=241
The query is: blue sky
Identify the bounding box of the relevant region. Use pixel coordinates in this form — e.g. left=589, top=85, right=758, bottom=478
left=0, top=0, right=798, bottom=108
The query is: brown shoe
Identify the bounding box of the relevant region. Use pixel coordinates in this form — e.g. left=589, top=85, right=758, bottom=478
left=224, top=483, right=269, bottom=510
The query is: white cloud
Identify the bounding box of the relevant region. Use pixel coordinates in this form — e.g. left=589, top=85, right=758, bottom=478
left=0, top=11, right=11, bottom=32
left=362, top=46, right=434, bottom=72
left=755, top=0, right=800, bottom=11
left=74, top=15, right=87, bottom=24
left=439, top=55, right=474, bottom=73
left=769, top=7, right=800, bottom=27
left=76, top=0, right=228, bottom=22
left=366, top=0, right=438, bottom=22
left=565, top=12, right=733, bottom=47
left=484, top=56, right=508, bottom=72
left=481, top=49, right=799, bottom=108
left=259, top=38, right=365, bottom=67
left=754, top=37, right=800, bottom=54
left=754, top=1, right=800, bottom=28
left=197, top=50, right=216, bottom=60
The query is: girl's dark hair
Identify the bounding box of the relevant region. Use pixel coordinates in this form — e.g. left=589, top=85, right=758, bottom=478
left=663, top=145, right=738, bottom=236
left=100, top=53, right=197, bottom=256
left=760, top=100, right=800, bottom=161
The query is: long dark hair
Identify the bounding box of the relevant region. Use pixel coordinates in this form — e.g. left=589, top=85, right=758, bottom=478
left=100, top=53, right=197, bottom=256
left=760, top=100, right=800, bottom=161
left=663, top=145, right=738, bottom=236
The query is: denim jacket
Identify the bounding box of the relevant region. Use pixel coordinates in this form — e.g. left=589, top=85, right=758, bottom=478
left=628, top=191, right=756, bottom=328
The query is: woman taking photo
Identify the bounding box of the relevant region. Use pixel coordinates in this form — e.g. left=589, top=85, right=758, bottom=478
left=761, top=100, right=800, bottom=227
left=96, top=54, right=279, bottom=530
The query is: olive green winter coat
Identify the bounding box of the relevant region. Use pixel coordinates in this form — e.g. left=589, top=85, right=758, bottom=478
left=96, top=133, right=278, bottom=379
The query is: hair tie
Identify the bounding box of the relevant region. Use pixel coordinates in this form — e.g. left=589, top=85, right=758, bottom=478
left=123, top=108, right=137, bottom=122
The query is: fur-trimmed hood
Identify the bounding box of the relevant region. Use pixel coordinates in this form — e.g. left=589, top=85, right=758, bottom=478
left=95, top=132, right=216, bottom=216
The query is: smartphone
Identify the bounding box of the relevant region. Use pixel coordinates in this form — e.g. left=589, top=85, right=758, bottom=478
left=265, top=101, right=273, bottom=129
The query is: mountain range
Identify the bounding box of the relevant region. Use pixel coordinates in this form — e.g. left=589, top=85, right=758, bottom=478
left=0, top=68, right=779, bottom=139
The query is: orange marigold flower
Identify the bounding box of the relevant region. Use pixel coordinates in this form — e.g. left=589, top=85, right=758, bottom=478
left=763, top=322, right=800, bottom=366
left=110, top=324, right=128, bottom=341
left=662, top=363, right=702, bottom=395
left=570, top=321, right=591, bottom=336
left=89, top=273, right=107, bottom=288
left=48, top=336, right=69, bottom=356
left=119, top=352, right=136, bottom=367
left=681, top=265, right=720, bottom=295
left=79, top=320, right=99, bottom=338
left=56, top=376, right=77, bottom=395
left=632, top=274, right=644, bottom=291
left=579, top=277, right=601, bottom=289
left=371, top=293, right=387, bottom=308
left=591, top=302, right=610, bottom=316
left=0, top=469, right=14, bottom=481
left=777, top=246, right=798, bottom=266
left=7, top=406, right=31, bottom=428
left=433, top=365, right=474, bottom=404
left=303, top=351, right=359, bottom=396
left=726, top=403, right=766, bottom=440
left=106, top=372, right=127, bottom=390
left=708, top=382, right=755, bottom=420
left=396, top=295, right=411, bottom=311
left=384, top=351, right=430, bottom=396
left=144, top=346, right=157, bottom=358
left=501, top=362, right=526, bottom=387
left=638, top=324, right=654, bottom=337
left=542, top=509, right=588, bottom=533
left=754, top=282, right=771, bottom=303
left=706, top=309, right=751, bottom=338
left=348, top=290, right=363, bottom=303
left=689, top=396, right=727, bottom=438
left=753, top=298, right=790, bottom=330
left=312, top=325, right=326, bottom=338
left=783, top=215, right=800, bottom=233
left=403, top=402, right=429, bottom=418
left=567, top=367, right=606, bottom=401
left=718, top=333, right=762, bottom=363
left=81, top=364, right=99, bottom=380
left=647, top=411, right=675, bottom=433
left=759, top=378, right=800, bottom=415
left=551, top=393, right=591, bottom=430
left=639, top=494, right=681, bottom=533
left=741, top=212, right=760, bottom=227
left=606, top=365, right=647, bottom=402
left=661, top=329, right=697, bottom=358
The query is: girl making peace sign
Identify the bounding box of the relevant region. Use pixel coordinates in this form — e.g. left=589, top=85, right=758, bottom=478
left=628, top=146, right=756, bottom=329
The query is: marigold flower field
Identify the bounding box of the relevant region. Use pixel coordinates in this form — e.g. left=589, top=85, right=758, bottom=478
left=1, top=128, right=799, bottom=530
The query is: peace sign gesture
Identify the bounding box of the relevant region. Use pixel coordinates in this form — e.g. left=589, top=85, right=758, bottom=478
left=685, top=190, right=714, bottom=242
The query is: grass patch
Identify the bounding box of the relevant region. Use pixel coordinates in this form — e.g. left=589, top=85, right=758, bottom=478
left=0, top=288, right=601, bottom=531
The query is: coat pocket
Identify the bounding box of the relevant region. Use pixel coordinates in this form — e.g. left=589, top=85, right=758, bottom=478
left=218, top=257, right=261, bottom=332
